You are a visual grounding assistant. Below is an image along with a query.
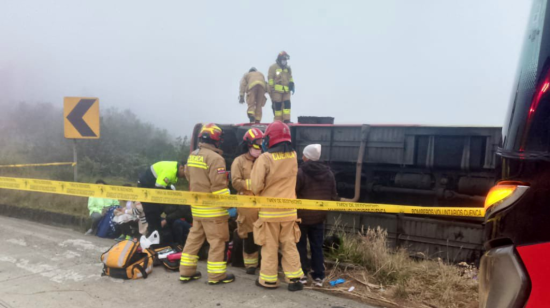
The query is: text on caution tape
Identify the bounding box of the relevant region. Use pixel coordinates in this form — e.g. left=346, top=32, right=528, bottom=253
left=0, top=177, right=485, bottom=217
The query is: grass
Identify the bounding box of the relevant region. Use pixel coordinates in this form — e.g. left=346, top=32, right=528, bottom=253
left=0, top=189, right=89, bottom=217
left=324, top=221, right=479, bottom=308
left=0, top=168, right=189, bottom=218
left=0, top=167, right=88, bottom=217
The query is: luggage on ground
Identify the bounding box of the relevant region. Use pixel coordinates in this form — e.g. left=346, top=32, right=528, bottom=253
left=101, top=240, right=154, bottom=279
left=96, top=207, right=121, bottom=239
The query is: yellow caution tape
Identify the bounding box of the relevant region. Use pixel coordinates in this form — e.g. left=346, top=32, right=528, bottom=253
left=0, top=162, right=76, bottom=168
left=0, top=176, right=485, bottom=217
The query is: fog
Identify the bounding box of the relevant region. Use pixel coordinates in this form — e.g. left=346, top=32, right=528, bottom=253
left=0, top=0, right=532, bottom=137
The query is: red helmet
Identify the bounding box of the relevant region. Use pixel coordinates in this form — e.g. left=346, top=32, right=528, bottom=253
left=243, top=128, right=264, bottom=149
left=199, top=123, right=223, bottom=142
left=264, top=121, right=291, bottom=148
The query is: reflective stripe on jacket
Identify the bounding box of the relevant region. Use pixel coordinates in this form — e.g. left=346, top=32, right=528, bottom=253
left=239, top=71, right=266, bottom=97
left=185, top=143, right=229, bottom=219
left=268, top=64, right=294, bottom=94
left=151, top=161, right=179, bottom=188
left=231, top=153, right=255, bottom=195
left=250, top=150, right=298, bottom=222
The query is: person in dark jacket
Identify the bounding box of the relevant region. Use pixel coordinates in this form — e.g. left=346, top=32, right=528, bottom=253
left=296, top=144, right=338, bottom=287
left=163, top=204, right=193, bottom=246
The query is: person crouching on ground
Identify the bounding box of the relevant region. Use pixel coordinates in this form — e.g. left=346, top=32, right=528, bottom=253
left=85, top=179, right=120, bottom=236
left=296, top=144, right=338, bottom=287
left=113, top=184, right=140, bottom=241
left=250, top=121, right=303, bottom=291
left=137, top=161, right=186, bottom=244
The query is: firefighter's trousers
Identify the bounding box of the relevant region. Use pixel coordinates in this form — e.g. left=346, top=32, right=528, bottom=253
left=237, top=208, right=260, bottom=268
left=247, top=85, right=266, bottom=122
left=243, top=233, right=259, bottom=268
left=179, top=217, right=229, bottom=282
left=271, top=92, right=291, bottom=122
left=254, top=219, right=303, bottom=288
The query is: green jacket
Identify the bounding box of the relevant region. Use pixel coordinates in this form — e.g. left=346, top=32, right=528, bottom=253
left=88, top=197, right=119, bottom=216
left=152, top=161, right=179, bottom=188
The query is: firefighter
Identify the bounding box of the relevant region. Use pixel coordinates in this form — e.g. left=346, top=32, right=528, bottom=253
left=230, top=128, right=263, bottom=275
left=268, top=51, right=294, bottom=123
left=250, top=121, right=303, bottom=291
left=239, top=67, right=267, bottom=123
left=179, top=123, right=235, bottom=285
left=137, top=161, right=185, bottom=242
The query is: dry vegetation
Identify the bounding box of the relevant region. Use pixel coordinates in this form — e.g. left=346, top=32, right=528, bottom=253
left=0, top=189, right=88, bottom=217
left=322, top=224, right=478, bottom=308
left=0, top=166, right=188, bottom=218
left=0, top=167, right=132, bottom=217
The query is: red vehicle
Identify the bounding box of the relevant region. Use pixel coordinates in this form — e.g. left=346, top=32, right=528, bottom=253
left=479, top=0, right=550, bottom=307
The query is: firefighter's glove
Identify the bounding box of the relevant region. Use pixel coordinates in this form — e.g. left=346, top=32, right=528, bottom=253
left=289, top=82, right=295, bottom=95
left=239, top=95, right=245, bottom=104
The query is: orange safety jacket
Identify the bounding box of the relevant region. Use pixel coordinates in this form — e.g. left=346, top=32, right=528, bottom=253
left=267, top=63, right=294, bottom=94
left=185, top=143, right=229, bottom=219
left=239, top=71, right=266, bottom=97
left=250, top=150, right=298, bottom=222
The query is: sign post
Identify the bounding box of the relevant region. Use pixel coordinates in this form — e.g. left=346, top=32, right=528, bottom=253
left=64, top=97, right=100, bottom=182
left=73, top=140, right=78, bottom=182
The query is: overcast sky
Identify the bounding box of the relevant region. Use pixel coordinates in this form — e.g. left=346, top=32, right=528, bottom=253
left=0, top=0, right=533, bottom=137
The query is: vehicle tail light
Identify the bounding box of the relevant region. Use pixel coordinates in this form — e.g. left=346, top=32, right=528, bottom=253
left=485, top=184, right=517, bottom=209
left=484, top=182, right=529, bottom=218
left=479, top=245, right=530, bottom=308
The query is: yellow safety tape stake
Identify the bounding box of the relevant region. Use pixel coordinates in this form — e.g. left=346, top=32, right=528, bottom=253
left=0, top=162, right=76, bottom=168
left=0, top=177, right=485, bottom=217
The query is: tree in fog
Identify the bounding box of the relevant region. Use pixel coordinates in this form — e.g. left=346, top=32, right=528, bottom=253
left=0, top=103, right=189, bottom=181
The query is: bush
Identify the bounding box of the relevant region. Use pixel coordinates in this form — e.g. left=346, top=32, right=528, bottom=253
left=326, top=221, right=479, bottom=308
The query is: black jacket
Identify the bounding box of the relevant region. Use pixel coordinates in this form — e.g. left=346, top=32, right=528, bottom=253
left=164, top=204, right=193, bottom=225
left=296, top=161, right=338, bottom=225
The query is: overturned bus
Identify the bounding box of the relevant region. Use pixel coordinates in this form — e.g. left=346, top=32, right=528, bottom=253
left=190, top=119, right=502, bottom=262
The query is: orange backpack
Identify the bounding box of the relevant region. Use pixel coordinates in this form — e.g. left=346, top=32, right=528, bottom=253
left=101, top=240, right=154, bottom=279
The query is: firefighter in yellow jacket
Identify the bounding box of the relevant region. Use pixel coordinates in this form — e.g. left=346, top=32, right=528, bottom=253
left=239, top=68, right=267, bottom=123
left=268, top=51, right=294, bottom=123
left=179, top=123, right=235, bottom=285
left=231, top=128, right=263, bottom=275
left=250, top=121, right=303, bottom=291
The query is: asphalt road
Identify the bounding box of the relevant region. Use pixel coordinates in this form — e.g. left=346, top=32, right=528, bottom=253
left=0, top=216, right=374, bottom=308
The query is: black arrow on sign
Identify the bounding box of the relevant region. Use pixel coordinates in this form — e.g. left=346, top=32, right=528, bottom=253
left=66, top=99, right=97, bottom=137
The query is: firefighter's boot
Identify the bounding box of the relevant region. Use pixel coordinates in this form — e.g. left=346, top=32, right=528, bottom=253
left=288, top=278, right=304, bottom=291
left=248, top=114, right=255, bottom=123
left=179, top=271, right=202, bottom=283
left=256, top=278, right=278, bottom=289
left=208, top=273, right=236, bottom=285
